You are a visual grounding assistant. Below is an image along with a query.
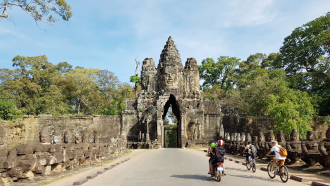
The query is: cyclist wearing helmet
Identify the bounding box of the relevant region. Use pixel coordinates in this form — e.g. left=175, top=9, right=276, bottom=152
left=207, top=142, right=217, bottom=174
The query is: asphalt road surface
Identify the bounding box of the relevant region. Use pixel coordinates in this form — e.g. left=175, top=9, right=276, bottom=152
left=83, top=148, right=308, bottom=186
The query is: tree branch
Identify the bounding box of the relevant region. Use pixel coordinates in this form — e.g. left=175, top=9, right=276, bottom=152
left=0, top=0, right=9, bottom=18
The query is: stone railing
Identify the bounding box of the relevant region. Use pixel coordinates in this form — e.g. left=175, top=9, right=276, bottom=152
left=0, top=126, right=127, bottom=185
left=223, top=128, right=330, bottom=169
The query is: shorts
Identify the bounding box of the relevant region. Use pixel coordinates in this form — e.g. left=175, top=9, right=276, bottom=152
left=273, top=158, right=285, bottom=166
left=209, top=158, right=215, bottom=163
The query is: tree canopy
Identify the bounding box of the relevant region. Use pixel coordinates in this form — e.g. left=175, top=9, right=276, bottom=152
left=0, top=55, right=135, bottom=117
left=0, top=0, right=72, bottom=27
left=200, top=12, right=330, bottom=139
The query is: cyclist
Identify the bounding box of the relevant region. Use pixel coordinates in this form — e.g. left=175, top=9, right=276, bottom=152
left=243, top=141, right=256, bottom=163
left=207, top=142, right=217, bottom=174
left=266, top=140, right=286, bottom=173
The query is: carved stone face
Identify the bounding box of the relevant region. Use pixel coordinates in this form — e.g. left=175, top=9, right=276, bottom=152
left=40, top=127, right=51, bottom=144
left=246, top=133, right=252, bottom=142
left=82, top=132, right=94, bottom=143
left=64, top=132, right=73, bottom=143
left=252, top=136, right=258, bottom=143
left=75, top=133, right=82, bottom=144
left=291, top=129, right=299, bottom=141
left=326, top=127, right=330, bottom=139
left=258, top=132, right=265, bottom=142
left=41, top=133, right=50, bottom=143
left=236, top=133, right=241, bottom=142
left=307, top=131, right=315, bottom=141
left=225, top=133, right=230, bottom=141
left=52, top=133, right=62, bottom=144
left=267, top=131, right=275, bottom=142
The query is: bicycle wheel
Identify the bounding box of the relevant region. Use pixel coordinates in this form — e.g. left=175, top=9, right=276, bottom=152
left=246, top=160, right=251, bottom=170
left=267, top=163, right=276, bottom=179
left=280, top=166, right=289, bottom=183
left=252, top=163, right=256, bottom=173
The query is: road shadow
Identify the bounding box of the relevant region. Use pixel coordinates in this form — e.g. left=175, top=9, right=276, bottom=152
left=171, top=174, right=211, bottom=181
left=226, top=167, right=251, bottom=172
left=226, top=174, right=282, bottom=183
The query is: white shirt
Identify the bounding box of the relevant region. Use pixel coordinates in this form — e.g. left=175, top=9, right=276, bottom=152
left=271, top=145, right=286, bottom=160
left=245, top=144, right=251, bottom=154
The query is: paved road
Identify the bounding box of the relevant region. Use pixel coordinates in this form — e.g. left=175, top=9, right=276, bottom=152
left=83, top=148, right=308, bottom=186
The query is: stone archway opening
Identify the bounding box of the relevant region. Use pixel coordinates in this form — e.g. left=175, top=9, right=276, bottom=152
left=162, top=94, right=181, bottom=148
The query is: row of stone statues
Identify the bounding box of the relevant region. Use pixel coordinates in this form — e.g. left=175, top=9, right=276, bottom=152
left=223, top=128, right=330, bottom=168
left=0, top=126, right=127, bottom=184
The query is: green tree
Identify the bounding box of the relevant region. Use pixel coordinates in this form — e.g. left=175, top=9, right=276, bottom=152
left=274, top=12, right=330, bottom=115
left=225, top=69, right=286, bottom=116
left=0, top=96, right=22, bottom=120
left=198, top=56, right=240, bottom=91
left=52, top=67, right=99, bottom=115
left=0, top=0, right=72, bottom=27
left=266, top=86, right=316, bottom=139
left=201, top=85, right=225, bottom=101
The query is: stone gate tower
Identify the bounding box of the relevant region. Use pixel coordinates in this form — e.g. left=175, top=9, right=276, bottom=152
left=122, top=36, right=224, bottom=148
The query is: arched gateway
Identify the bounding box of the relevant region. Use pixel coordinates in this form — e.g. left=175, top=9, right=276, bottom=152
left=122, top=36, right=225, bottom=148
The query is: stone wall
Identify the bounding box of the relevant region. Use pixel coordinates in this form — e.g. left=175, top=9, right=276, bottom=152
left=0, top=115, right=122, bottom=147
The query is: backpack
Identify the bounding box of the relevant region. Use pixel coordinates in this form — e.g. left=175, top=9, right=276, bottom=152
left=215, top=148, right=224, bottom=162
left=250, top=145, right=257, bottom=154
left=277, top=146, right=288, bottom=157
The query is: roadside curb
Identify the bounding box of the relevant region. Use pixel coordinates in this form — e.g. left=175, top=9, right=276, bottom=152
left=260, top=167, right=267, bottom=171
left=70, top=158, right=131, bottom=185
left=86, top=173, right=98, bottom=179
left=290, top=175, right=309, bottom=182
left=312, top=181, right=330, bottom=186
left=73, top=178, right=88, bottom=185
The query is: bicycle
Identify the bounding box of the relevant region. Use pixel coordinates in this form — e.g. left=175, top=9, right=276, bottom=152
left=246, top=154, right=256, bottom=172
left=267, top=155, right=289, bottom=183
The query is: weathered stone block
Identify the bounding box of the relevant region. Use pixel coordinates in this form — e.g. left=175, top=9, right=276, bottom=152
left=86, top=173, right=98, bottom=179
left=97, top=170, right=106, bottom=174
left=312, top=181, right=330, bottom=186
left=290, top=175, right=308, bottom=182
left=73, top=178, right=88, bottom=185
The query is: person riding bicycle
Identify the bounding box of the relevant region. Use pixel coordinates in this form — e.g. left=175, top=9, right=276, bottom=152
left=266, top=140, right=286, bottom=173
left=207, top=142, right=217, bottom=174
left=243, top=141, right=256, bottom=163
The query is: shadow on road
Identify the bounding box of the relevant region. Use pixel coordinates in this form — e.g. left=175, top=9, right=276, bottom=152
left=226, top=174, right=281, bottom=183
left=226, top=167, right=251, bottom=172
left=171, top=174, right=210, bottom=181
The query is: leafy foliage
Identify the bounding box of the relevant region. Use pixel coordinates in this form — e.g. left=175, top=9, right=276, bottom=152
left=0, top=0, right=72, bottom=27
left=0, top=96, right=22, bottom=120
left=275, top=12, right=330, bottom=116
left=0, top=55, right=134, bottom=118
left=199, top=12, right=330, bottom=139
left=198, top=56, right=240, bottom=91
left=266, top=86, right=315, bottom=139
left=129, top=75, right=141, bottom=86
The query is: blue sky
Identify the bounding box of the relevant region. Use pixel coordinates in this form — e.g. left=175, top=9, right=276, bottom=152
left=1, top=0, right=330, bottom=84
